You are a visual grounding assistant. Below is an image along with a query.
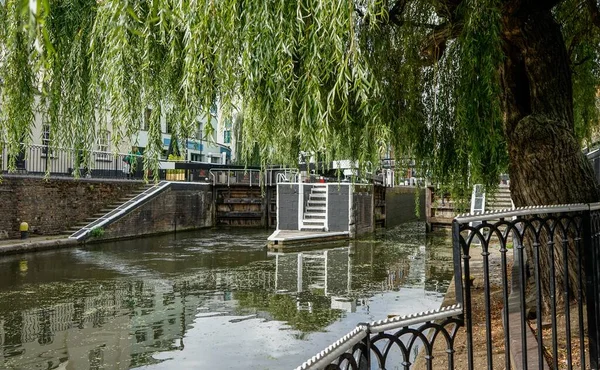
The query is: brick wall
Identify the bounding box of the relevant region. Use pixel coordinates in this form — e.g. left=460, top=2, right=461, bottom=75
left=96, top=183, right=213, bottom=241
left=0, top=176, right=144, bottom=239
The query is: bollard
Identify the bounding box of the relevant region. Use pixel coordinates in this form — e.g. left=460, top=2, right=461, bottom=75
left=20, top=222, right=29, bottom=239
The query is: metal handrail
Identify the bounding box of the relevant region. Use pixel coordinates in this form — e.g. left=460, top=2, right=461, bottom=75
left=296, top=303, right=463, bottom=370
left=69, top=181, right=171, bottom=240
left=454, top=203, right=589, bottom=224
left=296, top=326, right=369, bottom=370
left=368, top=303, right=463, bottom=333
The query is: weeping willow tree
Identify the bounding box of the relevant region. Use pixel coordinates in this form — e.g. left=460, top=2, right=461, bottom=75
left=0, top=0, right=599, bottom=206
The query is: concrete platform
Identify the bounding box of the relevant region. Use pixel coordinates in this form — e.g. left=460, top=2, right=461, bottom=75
left=267, top=229, right=350, bottom=252
left=0, top=235, right=78, bottom=256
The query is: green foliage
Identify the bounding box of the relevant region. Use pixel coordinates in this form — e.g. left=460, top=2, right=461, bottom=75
left=235, top=291, right=344, bottom=333
left=89, top=227, right=104, bottom=238
left=0, top=0, right=598, bottom=192
left=555, top=0, right=600, bottom=146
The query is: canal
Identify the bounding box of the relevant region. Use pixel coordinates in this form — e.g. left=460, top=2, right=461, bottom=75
left=0, top=222, right=453, bottom=370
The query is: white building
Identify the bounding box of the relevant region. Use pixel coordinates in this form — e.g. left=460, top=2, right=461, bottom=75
left=131, top=106, right=232, bottom=165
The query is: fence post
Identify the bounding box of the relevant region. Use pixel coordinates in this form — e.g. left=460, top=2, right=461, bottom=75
left=359, top=323, right=371, bottom=370
left=584, top=208, right=600, bottom=369
left=452, top=220, right=464, bottom=306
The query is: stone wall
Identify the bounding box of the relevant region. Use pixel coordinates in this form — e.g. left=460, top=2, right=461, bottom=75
left=96, top=183, right=213, bottom=241
left=0, top=176, right=143, bottom=239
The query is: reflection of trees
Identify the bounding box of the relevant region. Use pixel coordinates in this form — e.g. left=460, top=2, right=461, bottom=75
left=234, top=292, right=344, bottom=333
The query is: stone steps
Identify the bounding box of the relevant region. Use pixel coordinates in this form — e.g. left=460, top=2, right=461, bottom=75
left=62, top=183, right=152, bottom=234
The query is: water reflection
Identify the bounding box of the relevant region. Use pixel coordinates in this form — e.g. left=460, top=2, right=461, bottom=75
left=0, top=224, right=453, bottom=370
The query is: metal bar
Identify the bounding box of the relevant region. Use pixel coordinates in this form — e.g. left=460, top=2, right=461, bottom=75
left=463, top=243, right=474, bottom=370
left=367, top=304, right=463, bottom=333
left=452, top=221, right=464, bottom=305
left=517, top=240, right=528, bottom=370
left=482, top=244, right=494, bottom=370
left=584, top=209, right=600, bottom=369
left=455, top=204, right=588, bottom=224
left=501, top=237, right=511, bottom=370
left=533, top=241, right=544, bottom=370
left=563, top=236, right=572, bottom=370
left=577, top=233, right=586, bottom=370
left=294, top=326, right=369, bottom=370
left=549, top=239, right=558, bottom=370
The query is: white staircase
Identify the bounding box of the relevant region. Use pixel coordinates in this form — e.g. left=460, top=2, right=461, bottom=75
left=469, top=184, right=514, bottom=224
left=301, top=185, right=328, bottom=231
left=486, top=185, right=514, bottom=212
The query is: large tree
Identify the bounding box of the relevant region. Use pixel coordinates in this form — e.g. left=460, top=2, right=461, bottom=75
left=0, top=0, right=599, bottom=206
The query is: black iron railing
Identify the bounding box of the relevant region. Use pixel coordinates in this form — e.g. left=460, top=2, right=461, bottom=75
left=298, top=203, right=600, bottom=370
left=1, top=142, right=300, bottom=184
left=296, top=305, right=463, bottom=370
left=0, top=142, right=144, bottom=179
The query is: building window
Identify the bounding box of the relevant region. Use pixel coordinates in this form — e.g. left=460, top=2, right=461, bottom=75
left=196, top=124, right=203, bottom=140
left=41, top=124, right=52, bottom=157
left=96, top=130, right=110, bottom=160
left=142, top=108, right=151, bottom=131
left=210, top=156, right=220, bottom=164
left=190, top=153, right=204, bottom=162
left=224, top=130, right=231, bottom=144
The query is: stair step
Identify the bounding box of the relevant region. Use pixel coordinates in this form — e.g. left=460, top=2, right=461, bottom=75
left=308, top=200, right=326, bottom=205
left=304, top=213, right=326, bottom=219
left=303, top=220, right=325, bottom=226
left=306, top=206, right=326, bottom=212
left=301, top=226, right=326, bottom=231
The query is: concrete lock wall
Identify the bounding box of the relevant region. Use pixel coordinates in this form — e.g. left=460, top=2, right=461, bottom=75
left=0, top=176, right=143, bottom=239
left=351, top=185, right=374, bottom=236
left=277, top=184, right=299, bottom=230
left=97, top=183, right=213, bottom=241
left=327, top=185, right=350, bottom=232
left=385, top=187, right=426, bottom=227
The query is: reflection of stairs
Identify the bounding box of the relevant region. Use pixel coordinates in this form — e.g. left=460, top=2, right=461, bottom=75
left=301, top=185, right=327, bottom=231
left=303, top=253, right=326, bottom=290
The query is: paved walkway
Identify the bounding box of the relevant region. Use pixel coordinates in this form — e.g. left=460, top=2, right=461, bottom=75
left=0, top=235, right=78, bottom=255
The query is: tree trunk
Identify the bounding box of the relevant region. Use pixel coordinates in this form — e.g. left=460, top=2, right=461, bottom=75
left=500, top=7, right=599, bottom=309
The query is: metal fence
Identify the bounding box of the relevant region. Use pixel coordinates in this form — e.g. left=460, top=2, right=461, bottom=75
left=209, top=168, right=298, bottom=186
left=0, top=143, right=144, bottom=179
left=0, top=143, right=300, bottom=185
left=297, top=203, right=600, bottom=370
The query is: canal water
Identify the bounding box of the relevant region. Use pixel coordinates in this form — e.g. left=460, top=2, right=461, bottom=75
left=0, top=222, right=453, bottom=370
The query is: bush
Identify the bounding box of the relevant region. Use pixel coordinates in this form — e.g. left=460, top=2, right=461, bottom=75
left=89, top=227, right=105, bottom=238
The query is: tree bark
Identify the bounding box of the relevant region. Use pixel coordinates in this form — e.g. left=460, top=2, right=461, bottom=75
left=501, top=10, right=599, bottom=207
left=500, top=7, right=599, bottom=309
